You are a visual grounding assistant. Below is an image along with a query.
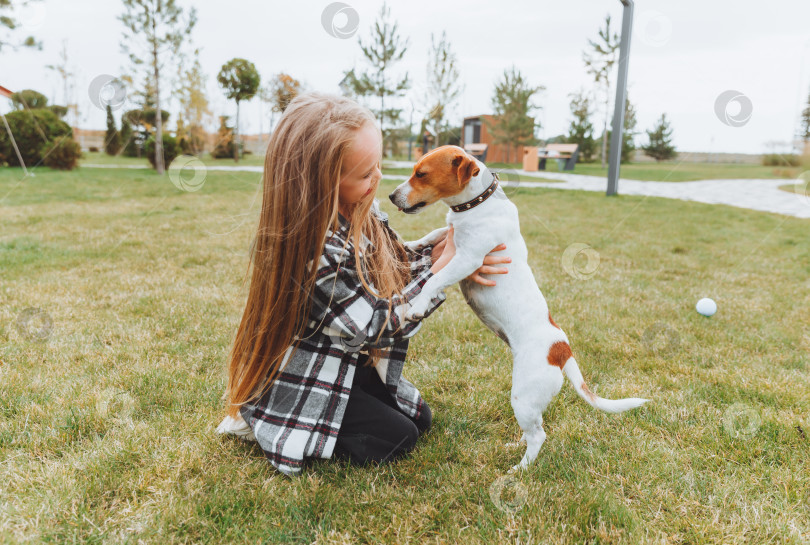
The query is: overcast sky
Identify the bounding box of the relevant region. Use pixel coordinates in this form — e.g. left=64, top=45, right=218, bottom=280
left=3, top=0, right=810, bottom=154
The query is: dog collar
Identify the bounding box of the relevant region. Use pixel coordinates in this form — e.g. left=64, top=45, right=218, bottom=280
left=450, top=172, right=500, bottom=213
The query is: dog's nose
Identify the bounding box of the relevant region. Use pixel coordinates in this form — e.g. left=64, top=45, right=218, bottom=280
left=388, top=192, right=396, bottom=203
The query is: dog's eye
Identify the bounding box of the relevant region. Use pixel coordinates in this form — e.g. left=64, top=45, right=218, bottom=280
left=415, top=171, right=426, bottom=178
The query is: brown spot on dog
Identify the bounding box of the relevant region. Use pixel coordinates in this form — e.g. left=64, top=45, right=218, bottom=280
left=549, top=311, right=560, bottom=329
left=547, top=341, right=572, bottom=369
left=581, top=382, right=597, bottom=401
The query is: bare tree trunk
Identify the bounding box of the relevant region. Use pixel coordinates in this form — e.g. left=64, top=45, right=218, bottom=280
left=152, top=19, right=165, bottom=175
left=380, top=87, right=385, bottom=156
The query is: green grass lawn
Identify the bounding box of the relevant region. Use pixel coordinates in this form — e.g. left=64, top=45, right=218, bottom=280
left=80, top=150, right=267, bottom=168
left=2, top=165, right=809, bottom=543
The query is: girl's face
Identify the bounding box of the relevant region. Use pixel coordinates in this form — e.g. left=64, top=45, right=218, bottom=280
left=338, top=122, right=382, bottom=209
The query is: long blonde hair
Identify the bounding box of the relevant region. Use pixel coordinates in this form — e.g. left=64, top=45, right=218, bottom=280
left=223, top=92, right=412, bottom=418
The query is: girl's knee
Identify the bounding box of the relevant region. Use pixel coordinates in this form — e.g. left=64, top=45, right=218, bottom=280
left=334, top=419, right=421, bottom=466
left=376, top=420, right=420, bottom=463
left=415, top=400, right=432, bottom=435
left=396, top=419, right=421, bottom=455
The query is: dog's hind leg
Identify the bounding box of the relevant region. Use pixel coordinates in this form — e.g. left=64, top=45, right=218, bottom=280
left=507, top=364, right=564, bottom=473
left=508, top=421, right=546, bottom=474
left=504, top=432, right=526, bottom=448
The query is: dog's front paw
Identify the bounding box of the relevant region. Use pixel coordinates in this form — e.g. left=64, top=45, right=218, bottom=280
left=404, top=297, right=429, bottom=322
left=404, top=240, right=424, bottom=253
left=405, top=227, right=449, bottom=253
left=507, top=462, right=527, bottom=474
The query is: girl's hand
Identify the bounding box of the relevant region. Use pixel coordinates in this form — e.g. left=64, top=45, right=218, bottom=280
left=430, top=232, right=448, bottom=263
left=429, top=225, right=456, bottom=274
left=467, top=243, right=510, bottom=286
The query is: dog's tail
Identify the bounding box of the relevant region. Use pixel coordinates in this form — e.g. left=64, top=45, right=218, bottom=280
left=562, top=356, right=649, bottom=413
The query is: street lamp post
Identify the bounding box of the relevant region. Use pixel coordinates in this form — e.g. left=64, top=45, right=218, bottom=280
left=607, top=0, right=634, bottom=196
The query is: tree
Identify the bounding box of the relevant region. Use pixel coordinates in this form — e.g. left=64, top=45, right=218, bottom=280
left=423, top=30, right=463, bottom=147
left=799, top=87, right=810, bottom=144
left=47, top=105, right=67, bottom=118
left=566, top=89, right=596, bottom=163
left=642, top=113, right=677, bottom=162
left=340, top=1, right=410, bottom=157
left=9, top=89, right=68, bottom=120
left=125, top=107, right=170, bottom=131
left=176, top=50, right=212, bottom=155
left=263, top=73, right=302, bottom=115
left=620, top=96, right=638, bottom=163
left=484, top=65, right=544, bottom=164
left=45, top=39, right=76, bottom=128
left=211, top=115, right=236, bottom=159
left=10, top=89, right=48, bottom=109
left=121, top=109, right=146, bottom=157
left=259, top=73, right=302, bottom=142
left=217, top=58, right=260, bottom=162
left=0, top=109, right=74, bottom=167
left=118, top=0, right=197, bottom=174
left=120, top=117, right=138, bottom=157
left=583, top=14, right=621, bottom=168
left=122, top=107, right=170, bottom=157
left=104, top=104, right=122, bottom=156
left=0, top=0, right=43, bottom=51
left=145, top=133, right=178, bottom=169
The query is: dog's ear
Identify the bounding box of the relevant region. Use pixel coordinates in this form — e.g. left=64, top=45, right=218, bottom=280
left=452, top=153, right=480, bottom=187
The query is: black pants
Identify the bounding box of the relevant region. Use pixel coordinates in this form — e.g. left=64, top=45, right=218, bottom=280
left=332, top=355, right=432, bottom=466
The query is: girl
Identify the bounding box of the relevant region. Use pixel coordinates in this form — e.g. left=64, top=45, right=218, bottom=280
left=217, top=92, right=510, bottom=477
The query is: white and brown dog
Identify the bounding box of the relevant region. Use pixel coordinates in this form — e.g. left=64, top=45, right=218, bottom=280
left=390, top=145, right=649, bottom=473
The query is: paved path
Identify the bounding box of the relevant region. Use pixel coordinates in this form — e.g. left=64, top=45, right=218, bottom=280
left=500, top=170, right=810, bottom=219
left=83, top=163, right=810, bottom=219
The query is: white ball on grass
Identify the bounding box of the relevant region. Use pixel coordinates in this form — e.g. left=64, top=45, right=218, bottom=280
left=696, top=297, right=717, bottom=317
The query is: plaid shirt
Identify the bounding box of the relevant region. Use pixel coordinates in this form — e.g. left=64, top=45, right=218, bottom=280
left=239, top=199, right=447, bottom=477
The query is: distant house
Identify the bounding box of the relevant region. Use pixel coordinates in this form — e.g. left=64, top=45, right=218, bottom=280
left=74, top=128, right=106, bottom=151
left=462, top=114, right=530, bottom=164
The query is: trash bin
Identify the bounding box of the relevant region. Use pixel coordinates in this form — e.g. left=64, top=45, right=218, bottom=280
left=522, top=147, right=538, bottom=171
